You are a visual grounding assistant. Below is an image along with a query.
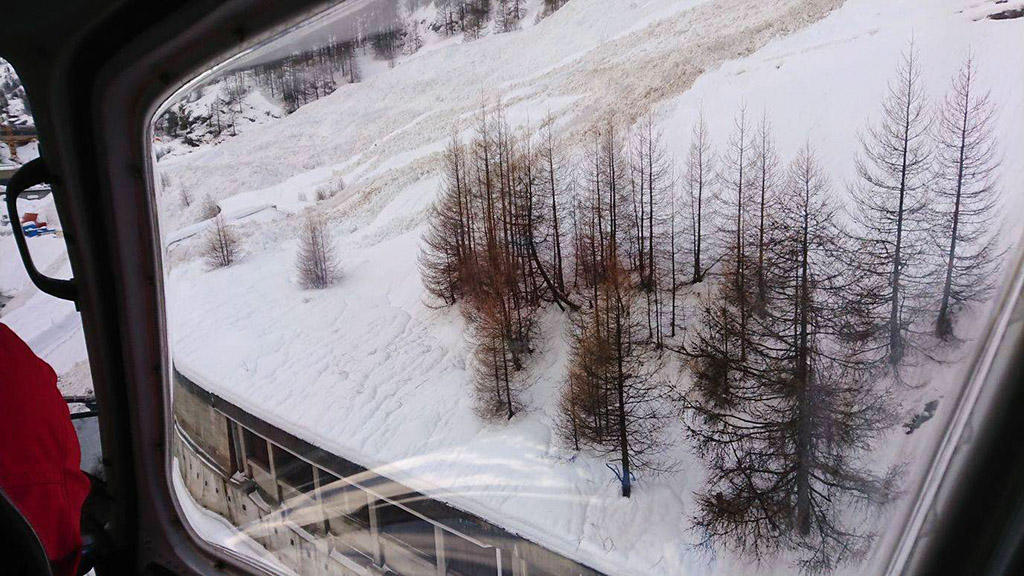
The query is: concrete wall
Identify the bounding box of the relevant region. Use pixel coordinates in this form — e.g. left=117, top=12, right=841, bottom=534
left=174, top=431, right=369, bottom=576
left=173, top=377, right=234, bottom=473
left=172, top=375, right=605, bottom=576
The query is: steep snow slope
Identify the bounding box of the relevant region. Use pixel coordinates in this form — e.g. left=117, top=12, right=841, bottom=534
left=662, top=0, right=1024, bottom=218
left=153, top=80, right=285, bottom=161
left=160, top=1, right=1024, bottom=575
left=157, top=0, right=841, bottom=232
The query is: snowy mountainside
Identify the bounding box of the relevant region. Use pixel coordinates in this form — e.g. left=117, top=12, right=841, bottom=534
left=152, top=0, right=555, bottom=162
left=156, top=0, right=840, bottom=233
left=157, top=1, right=1024, bottom=575
left=152, top=78, right=285, bottom=159
left=0, top=58, right=38, bottom=165
left=0, top=59, right=32, bottom=129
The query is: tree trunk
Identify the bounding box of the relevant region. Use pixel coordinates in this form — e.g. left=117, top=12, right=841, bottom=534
left=889, top=92, right=912, bottom=366
left=937, top=86, right=970, bottom=340
left=795, top=177, right=813, bottom=536
left=614, top=291, right=632, bottom=498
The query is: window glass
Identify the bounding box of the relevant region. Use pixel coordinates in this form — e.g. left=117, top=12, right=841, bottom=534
left=243, top=427, right=270, bottom=469
left=377, top=502, right=436, bottom=562
left=1, top=57, right=102, bottom=479
left=274, top=446, right=316, bottom=494
left=156, top=2, right=1024, bottom=575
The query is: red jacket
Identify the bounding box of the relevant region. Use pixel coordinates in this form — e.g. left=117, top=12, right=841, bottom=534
left=0, top=323, right=91, bottom=572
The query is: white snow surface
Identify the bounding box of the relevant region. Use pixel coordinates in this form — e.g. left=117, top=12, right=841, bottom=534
left=157, top=1, right=1024, bottom=575
left=1, top=194, right=93, bottom=395
left=0, top=249, right=93, bottom=395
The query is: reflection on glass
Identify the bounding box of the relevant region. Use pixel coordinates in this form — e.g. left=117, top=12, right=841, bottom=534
left=157, top=1, right=1024, bottom=575
left=12, top=192, right=74, bottom=282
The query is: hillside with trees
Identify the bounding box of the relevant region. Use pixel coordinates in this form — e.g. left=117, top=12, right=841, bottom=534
left=417, top=43, right=1010, bottom=572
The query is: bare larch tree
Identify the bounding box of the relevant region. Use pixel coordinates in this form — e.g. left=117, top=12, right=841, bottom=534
left=686, top=144, right=896, bottom=574
left=202, top=214, right=239, bottom=269
left=560, top=255, right=667, bottom=497
left=539, top=114, right=568, bottom=294
left=750, top=112, right=782, bottom=308
left=296, top=214, right=339, bottom=289
left=931, top=55, right=1004, bottom=339
left=469, top=289, right=526, bottom=420
left=848, top=43, right=933, bottom=367
left=717, top=106, right=756, bottom=360
left=687, top=111, right=715, bottom=284
left=629, top=113, right=674, bottom=344
left=420, top=133, right=473, bottom=305
left=421, top=103, right=545, bottom=419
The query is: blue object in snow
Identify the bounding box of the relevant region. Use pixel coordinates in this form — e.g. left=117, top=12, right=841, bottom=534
left=22, top=223, right=55, bottom=238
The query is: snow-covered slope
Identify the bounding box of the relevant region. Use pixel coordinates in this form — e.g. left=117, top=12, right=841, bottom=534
left=157, top=1, right=1024, bottom=575
left=153, top=80, right=285, bottom=160
left=0, top=194, right=94, bottom=397
left=0, top=59, right=33, bottom=129
left=156, top=0, right=841, bottom=232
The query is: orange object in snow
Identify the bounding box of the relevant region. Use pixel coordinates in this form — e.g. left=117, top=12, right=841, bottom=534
left=20, top=212, right=47, bottom=227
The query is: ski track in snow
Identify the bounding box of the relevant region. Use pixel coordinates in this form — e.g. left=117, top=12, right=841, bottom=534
left=150, top=1, right=1024, bottom=575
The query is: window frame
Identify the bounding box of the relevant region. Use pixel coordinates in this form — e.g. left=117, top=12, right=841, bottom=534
left=5, top=0, right=1023, bottom=574
left=16, top=1, right=339, bottom=574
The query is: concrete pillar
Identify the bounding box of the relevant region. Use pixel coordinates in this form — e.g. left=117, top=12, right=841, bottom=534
left=232, top=421, right=247, bottom=475
left=267, top=443, right=281, bottom=503
left=434, top=525, right=446, bottom=576
left=367, top=493, right=382, bottom=566
left=512, top=543, right=527, bottom=576
left=312, top=467, right=330, bottom=533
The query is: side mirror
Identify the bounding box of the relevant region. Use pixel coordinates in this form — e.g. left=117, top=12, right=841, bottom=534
left=4, top=158, right=77, bottom=303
